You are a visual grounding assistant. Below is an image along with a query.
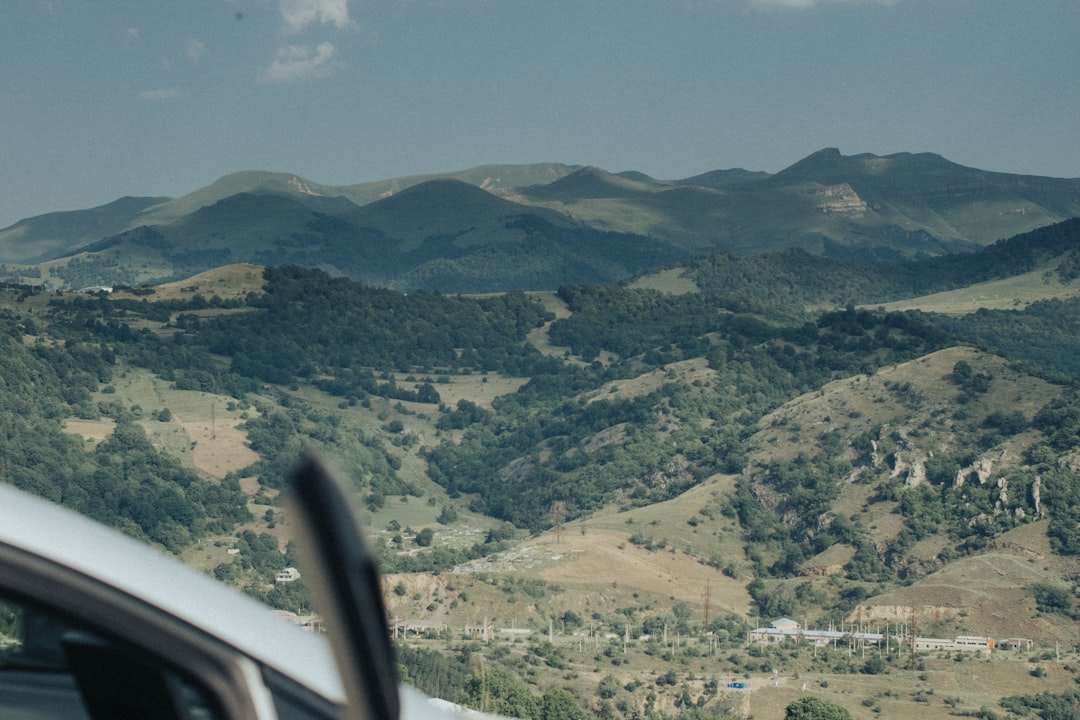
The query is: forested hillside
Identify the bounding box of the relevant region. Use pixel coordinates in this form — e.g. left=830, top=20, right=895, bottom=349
left=0, top=304, right=249, bottom=551
left=683, top=217, right=1080, bottom=309
left=3, top=218, right=1080, bottom=720
left=6, top=222, right=1079, bottom=562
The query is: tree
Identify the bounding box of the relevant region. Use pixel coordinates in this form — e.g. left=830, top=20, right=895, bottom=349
left=671, top=600, right=694, bottom=633
left=597, top=675, right=621, bottom=700
left=541, top=688, right=587, bottom=720
left=1031, top=582, right=1074, bottom=616
left=457, top=665, right=540, bottom=719
left=785, top=696, right=853, bottom=720
left=436, top=506, right=459, bottom=525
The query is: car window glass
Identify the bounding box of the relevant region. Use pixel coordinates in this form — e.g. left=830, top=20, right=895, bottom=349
left=0, top=594, right=220, bottom=720
left=263, top=667, right=339, bottom=720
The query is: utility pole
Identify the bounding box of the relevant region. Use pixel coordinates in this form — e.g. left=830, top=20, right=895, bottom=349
left=910, top=607, right=917, bottom=666
left=702, top=579, right=712, bottom=634
left=551, top=501, right=565, bottom=544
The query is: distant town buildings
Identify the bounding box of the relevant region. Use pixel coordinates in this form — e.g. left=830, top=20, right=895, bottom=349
left=393, top=619, right=449, bottom=639
left=748, top=618, right=995, bottom=655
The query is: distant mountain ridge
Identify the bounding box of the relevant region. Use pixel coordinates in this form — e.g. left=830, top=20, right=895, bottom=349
left=1, top=149, right=1078, bottom=292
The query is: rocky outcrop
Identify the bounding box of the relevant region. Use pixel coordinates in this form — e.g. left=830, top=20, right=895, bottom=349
left=890, top=450, right=927, bottom=488
left=815, top=183, right=868, bottom=216
left=848, top=603, right=964, bottom=625
left=954, top=457, right=995, bottom=488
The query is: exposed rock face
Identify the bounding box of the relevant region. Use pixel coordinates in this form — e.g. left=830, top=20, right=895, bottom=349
left=892, top=451, right=927, bottom=488
left=799, top=564, right=844, bottom=577
left=849, top=603, right=964, bottom=625
left=954, top=458, right=995, bottom=488
left=1058, top=451, right=1080, bottom=472
left=905, top=459, right=927, bottom=488
left=815, top=183, right=868, bottom=216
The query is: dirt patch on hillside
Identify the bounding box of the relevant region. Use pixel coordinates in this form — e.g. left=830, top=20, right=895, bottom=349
left=63, top=418, right=116, bottom=443
left=120, top=263, right=265, bottom=302
left=586, top=358, right=715, bottom=405
left=855, top=546, right=1078, bottom=641
left=184, top=420, right=259, bottom=479
left=532, top=529, right=750, bottom=615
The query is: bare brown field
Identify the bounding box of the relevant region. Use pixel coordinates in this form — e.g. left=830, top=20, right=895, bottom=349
left=185, top=419, right=259, bottom=479
left=390, top=372, right=529, bottom=411
left=114, top=263, right=265, bottom=302
left=76, top=367, right=261, bottom=480
left=628, top=268, right=700, bottom=295
left=749, top=346, right=1062, bottom=467
left=871, top=263, right=1080, bottom=315
left=536, top=527, right=750, bottom=615
left=858, top=530, right=1080, bottom=643
left=525, top=292, right=583, bottom=362
left=62, top=418, right=116, bottom=444
left=586, top=358, right=714, bottom=405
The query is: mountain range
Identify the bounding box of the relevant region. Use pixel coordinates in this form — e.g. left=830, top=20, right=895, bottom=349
left=2, top=148, right=1079, bottom=293
left=4, top=151, right=1080, bottom=719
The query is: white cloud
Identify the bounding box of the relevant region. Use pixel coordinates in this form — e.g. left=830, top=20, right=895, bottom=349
left=279, top=0, right=353, bottom=34
left=125, top=27, right=139, bottom=40
left=138, top=87, right=183, bottom=101
left=260, top=41, right=340, bottom=82
left=187, top=38, right=205, bottom=64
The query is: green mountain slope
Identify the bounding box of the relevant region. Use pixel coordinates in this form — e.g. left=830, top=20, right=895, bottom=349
left=0, top=196, right=170, bottom=264
left=4, top=150, right=1079, bottom=294
left=767, top=148, right=1080, bottom=245
left=341, top=178, right=577, bottom=248
left=678, top=216, right=1080, bottom=309
left=522, top=149, right=1080, bottom=260
left=37, top=180, right=687, bottom=292
left=0, top=164, right=581, bottom=265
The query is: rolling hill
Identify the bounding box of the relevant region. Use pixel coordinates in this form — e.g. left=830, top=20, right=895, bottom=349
left=5, top=224, right=1080, bottom=719
left=1, top=149, right=1077, bottom=293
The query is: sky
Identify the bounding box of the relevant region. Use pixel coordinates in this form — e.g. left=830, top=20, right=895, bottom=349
left=3, top=0, right=1079, bottom=228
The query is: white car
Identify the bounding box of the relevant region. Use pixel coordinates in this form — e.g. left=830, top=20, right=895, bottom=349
left=0, top=454, right=477, bottom=720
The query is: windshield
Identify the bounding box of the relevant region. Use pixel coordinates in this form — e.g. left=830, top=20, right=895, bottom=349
left=4, top=4, right=1080, bottom=720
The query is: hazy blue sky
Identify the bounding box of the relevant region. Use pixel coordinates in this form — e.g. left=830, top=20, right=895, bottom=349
left=3, top=0, right=1078, bottom=227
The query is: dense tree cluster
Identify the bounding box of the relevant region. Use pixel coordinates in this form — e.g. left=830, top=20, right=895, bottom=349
left=199, top=266, right=554, bottom=385
left=0, top=321, right=249, bottom=552
left=1000, top=687, right=1080, bottom=720
left=687, top=217, right=1080, bottom=309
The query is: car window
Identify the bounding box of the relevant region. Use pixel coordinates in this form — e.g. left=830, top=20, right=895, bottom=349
left=0, top=594, right=221, bottom=720
left=262, top=667, right=339, bottom=720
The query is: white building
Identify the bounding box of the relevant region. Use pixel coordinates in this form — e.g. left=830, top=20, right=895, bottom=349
left=275, top=567, right=301, bottom=583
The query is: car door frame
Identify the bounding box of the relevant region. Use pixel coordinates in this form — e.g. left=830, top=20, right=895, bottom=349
left=0, top=541, right=280, bottom=720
